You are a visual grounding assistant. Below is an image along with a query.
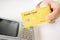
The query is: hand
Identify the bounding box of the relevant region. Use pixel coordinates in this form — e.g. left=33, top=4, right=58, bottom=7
left=36, top=0, right=60, bottom=23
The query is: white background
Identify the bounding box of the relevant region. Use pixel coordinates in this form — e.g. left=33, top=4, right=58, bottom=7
left=0, top=0, right=60, bottom=40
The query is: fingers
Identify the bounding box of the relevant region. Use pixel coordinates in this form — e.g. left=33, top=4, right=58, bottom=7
left=36, top=1, right=48, bottom=8
left=36, top=1, right=42, bottom=8
left=46, top=1, right=60, bottom=23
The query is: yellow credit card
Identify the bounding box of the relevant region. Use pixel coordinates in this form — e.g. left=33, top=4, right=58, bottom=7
left=21, top=6, right=50, bottom=28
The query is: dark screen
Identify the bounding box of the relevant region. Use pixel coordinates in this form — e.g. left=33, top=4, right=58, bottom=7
left=0, top=18, right=19, bottom=37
